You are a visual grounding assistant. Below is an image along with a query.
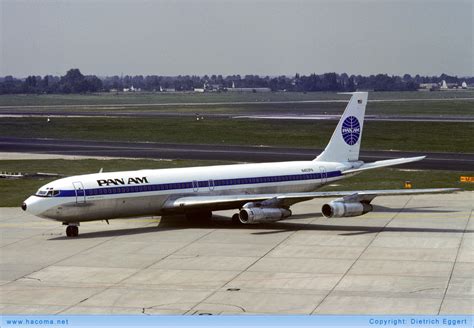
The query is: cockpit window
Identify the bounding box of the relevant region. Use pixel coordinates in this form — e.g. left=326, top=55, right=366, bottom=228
left=36, top=190, right=48, bottom=196
left=36, top=188, right=60, bottom=197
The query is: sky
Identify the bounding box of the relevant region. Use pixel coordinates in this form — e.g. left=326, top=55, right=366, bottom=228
left=1, top=0, right=472, bottom=77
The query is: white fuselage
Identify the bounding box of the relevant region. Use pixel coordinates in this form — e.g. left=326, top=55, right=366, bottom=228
left=23, top=160, right=350, bottom=223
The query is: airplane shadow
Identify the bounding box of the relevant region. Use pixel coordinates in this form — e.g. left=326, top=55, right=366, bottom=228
left=48, top=210, right=472, bottom=240
left=48, top=226, right=163, bottom=240
left=373, top=205, right=458, bottom=213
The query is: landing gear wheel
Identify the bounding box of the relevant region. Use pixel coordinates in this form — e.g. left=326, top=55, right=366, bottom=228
left=231, top=213, right=242, bottom=225
left=65, top=225, right=79, bottom=237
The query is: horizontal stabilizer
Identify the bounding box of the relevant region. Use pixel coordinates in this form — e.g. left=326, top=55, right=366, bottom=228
left=343, top=156, right=426, bottom=174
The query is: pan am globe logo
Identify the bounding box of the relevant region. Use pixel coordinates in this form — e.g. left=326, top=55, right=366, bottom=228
left=341, top=116, right=360, bottom=145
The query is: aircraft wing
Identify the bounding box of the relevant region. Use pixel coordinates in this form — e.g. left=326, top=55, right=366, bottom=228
left=162, top=187, right=460, bottom=212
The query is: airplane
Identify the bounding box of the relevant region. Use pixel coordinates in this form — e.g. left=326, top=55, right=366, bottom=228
left=22, top=92, right=459, bottom=237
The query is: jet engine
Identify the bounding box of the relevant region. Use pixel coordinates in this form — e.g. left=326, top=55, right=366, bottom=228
left=321, top=201, right=373, bottom=218
left=239, top=207, right=292, bottom=224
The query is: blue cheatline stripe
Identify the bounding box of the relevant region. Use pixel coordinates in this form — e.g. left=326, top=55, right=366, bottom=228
left=57, top=171, right=342, bottom=198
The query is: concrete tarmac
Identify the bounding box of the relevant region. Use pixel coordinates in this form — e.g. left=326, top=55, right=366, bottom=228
left=1, top=192, right=472, bottom=314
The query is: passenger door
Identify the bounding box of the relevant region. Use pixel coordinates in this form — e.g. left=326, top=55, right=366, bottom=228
left=72, top=181, right=86, bottom=204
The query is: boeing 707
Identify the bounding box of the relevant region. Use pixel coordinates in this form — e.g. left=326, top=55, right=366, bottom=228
left=22, top=92, right=459, bottom=237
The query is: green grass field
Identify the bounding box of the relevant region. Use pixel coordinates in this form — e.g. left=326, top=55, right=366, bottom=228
left=3, top=101, right=473, bottom=118
left=139, top=99, right=472, bottom=116
left=0, top=158, right=471, bottom=207
left=1, top=116, right=472, bottom=153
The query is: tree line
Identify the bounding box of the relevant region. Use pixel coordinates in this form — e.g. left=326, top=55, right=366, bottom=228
left=0, top=68, right=472, bottom=94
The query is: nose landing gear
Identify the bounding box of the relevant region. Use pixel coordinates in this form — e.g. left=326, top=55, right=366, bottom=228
left=63, top=223, right=79, bottom=237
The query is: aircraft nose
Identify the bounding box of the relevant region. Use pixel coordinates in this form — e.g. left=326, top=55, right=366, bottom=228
left=22, top=196, right=44, bottom=216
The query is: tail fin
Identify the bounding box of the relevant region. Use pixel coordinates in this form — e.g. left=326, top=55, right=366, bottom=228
left=315, top=92, right=368, bottom=163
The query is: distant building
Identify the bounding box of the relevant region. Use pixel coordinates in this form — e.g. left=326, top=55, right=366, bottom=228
left=419, top=83, right=439, bottom=91
left=227, top=87, right=271, bottom=92
left=193, top=81, right=226, bottom=93
left=123, top=85, right=141, bottom=92
left=439, top=80, right=466, bottom=90
left=228, top=81, right=270, bottom=92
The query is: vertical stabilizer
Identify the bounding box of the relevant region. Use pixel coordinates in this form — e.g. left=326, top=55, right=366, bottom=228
left=315, top=92, right=368, bottom=163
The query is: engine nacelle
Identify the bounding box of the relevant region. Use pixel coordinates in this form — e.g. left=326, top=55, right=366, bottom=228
left=321, top=201, right=373, bottom=218
left=239, top=207, right=292, bottom=224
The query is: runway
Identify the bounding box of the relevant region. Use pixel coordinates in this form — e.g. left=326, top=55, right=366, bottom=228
left=1, top=137, right=473, bottom=171
left=1, top=192, right=472, bottom=314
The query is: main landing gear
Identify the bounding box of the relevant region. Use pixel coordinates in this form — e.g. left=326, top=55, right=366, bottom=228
left=63, top=223, right=79, bottom=237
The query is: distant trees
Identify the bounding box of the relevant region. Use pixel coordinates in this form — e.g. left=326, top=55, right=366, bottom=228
left=59, top=69, right=102, bottom=93
left=0, top=69, right=102, bottom=94
left=0, top=76, right=23, bottom=94
left=0, top=69, right=472, bottom=95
